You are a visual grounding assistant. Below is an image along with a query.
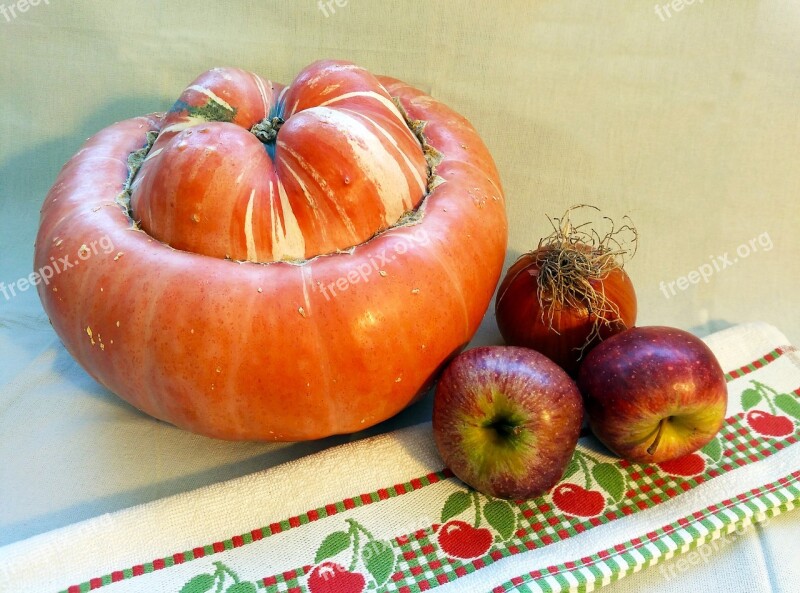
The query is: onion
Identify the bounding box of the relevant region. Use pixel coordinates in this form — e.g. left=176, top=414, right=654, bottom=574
left=495, top=206, right=637, bottom=376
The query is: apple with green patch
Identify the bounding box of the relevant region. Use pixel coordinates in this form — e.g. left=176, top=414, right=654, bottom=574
left=578, top=326, right=727, bottom=463
left=432, top=346, right=583, bottom=500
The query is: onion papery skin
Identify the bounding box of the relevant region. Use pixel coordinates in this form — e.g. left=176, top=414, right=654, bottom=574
left=33, top=63, right=507, bottom=441
left=495, top=248, right=637, bottom=377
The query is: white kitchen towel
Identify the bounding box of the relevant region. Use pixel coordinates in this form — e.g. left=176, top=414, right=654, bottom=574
left=0, top=321, right=798, bottom=593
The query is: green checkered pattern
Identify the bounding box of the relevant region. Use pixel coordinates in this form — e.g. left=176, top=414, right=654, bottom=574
left=261, top=566, right=308, bottom=593
left=495, top=477, right=800, bottom=593
left=389, top=528, right=458, bottom=592
left=254, top=408, right=799, bottom=593
left=55, top=359, right=800, bottom=593
left=722, top=415, right=796, bottom=464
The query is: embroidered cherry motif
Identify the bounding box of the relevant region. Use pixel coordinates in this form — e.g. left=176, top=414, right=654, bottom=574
left=436, top=520, right=493, bottom=560
left=179, top=561, right=257, bottom=593
left=552, top=483, right=605, bottom=517
left=553, top=450, right=626, bottom=517
left=309, top=519, right=394, bottom=591
left=657, top=452, right=706, bottom=476
left=741, top=381, right=798, bottom=437
left=746, top=410, right=793, bottom=437
left=307, top=562, right=366, bottom=593
left=436, top=489, right=515, bottom=560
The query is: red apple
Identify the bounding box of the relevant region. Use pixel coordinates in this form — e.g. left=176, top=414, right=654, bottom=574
left=307, top=562, right=365, bottom=593
left=432, top=346, right=583, bottom=500
left=552, top=483, right=605, bottom=517
left=436, top=520, right=493, bottom=559
left=578, top=326, right=727, bottom=464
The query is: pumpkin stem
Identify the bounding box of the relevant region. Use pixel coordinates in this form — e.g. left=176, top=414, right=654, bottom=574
left=250, top=116, right=285, bottom=144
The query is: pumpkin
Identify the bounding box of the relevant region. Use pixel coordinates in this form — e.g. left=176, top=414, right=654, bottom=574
left=34, top=60, right=507, bottom=440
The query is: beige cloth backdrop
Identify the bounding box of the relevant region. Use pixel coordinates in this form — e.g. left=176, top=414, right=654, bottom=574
left=2, top=1, right=799, bottom=345
left=1, top=1, right=798, bottom=591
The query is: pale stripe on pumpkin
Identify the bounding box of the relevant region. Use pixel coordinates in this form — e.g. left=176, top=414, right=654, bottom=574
left=161, top=117, right=206, bottom=135
left=187, top=85, right=236, bottom=113
left=251, top=74, right=271, bottom=119
left=305, top=62, right=362, bottom=87
left=300, top=265, right=313, bottom=314
left=277, top=142, right=357, bottom=239
left=272, top=178, right=306, bottom=261
left=277, top=85, right=290, bottom=106
left=279, top=158, right=321, bottom=213
left=309, top=107, right=414, bottom=225
left=344, top=108, right=426, bottom=194
left=320, top=84, right=342, bottom=97
left=143, top=147, right=164, bottom=163
left=244, top=188, right=257, bottom=262
left=317, top=91, right=407, bottom=126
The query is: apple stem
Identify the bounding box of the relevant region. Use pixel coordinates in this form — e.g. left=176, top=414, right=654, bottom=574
left=647, top=418, right=667, bottom=456
left=472, top=490, right=482, bottom=528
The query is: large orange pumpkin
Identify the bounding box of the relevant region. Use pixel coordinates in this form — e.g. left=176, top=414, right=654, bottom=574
left=34, top=60, right=507, bottom=440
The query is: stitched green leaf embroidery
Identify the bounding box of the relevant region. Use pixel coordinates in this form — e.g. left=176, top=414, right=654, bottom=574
left=441, top=491, right=471, bottom=522
left=179, top=573, right=215, bottom=593
left=561, top=455, right=580, bottom=481
left=592, top=463, right=625, bottom=503
left=741, top=388, right=762, bottom=411
left=775, top=393, right=800, bottom=422
left=315, top=530, right=351, bottom=563
left=362, top=539, right=395, bottom=585
left=482, top=499, right=516, bottom=541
